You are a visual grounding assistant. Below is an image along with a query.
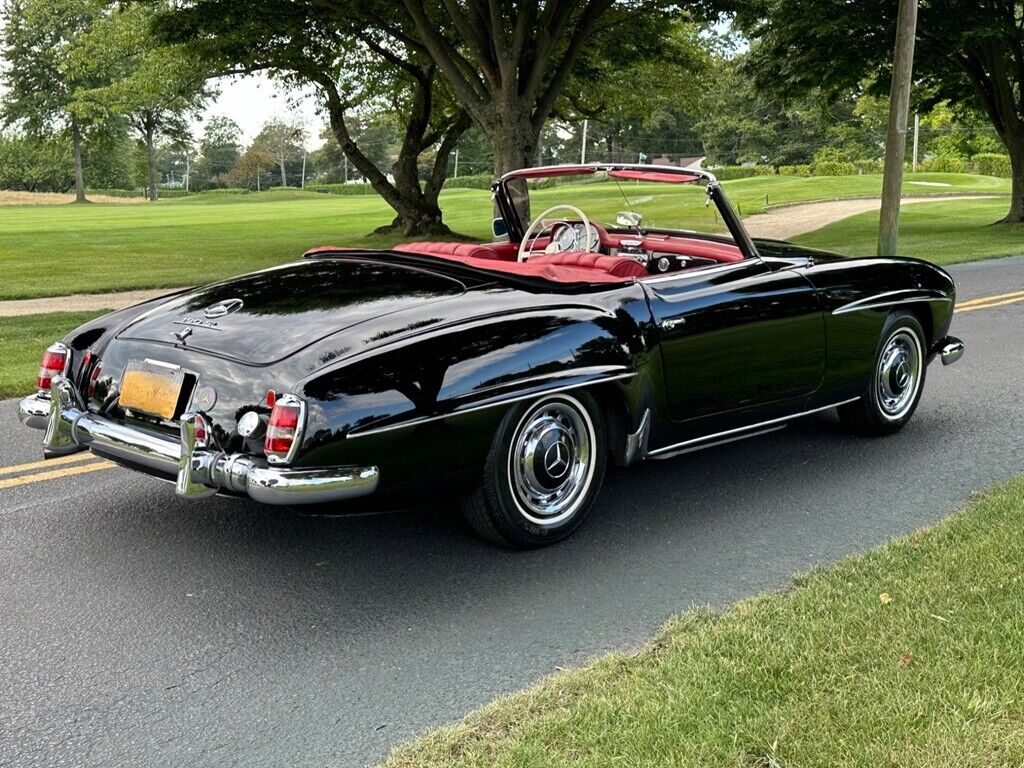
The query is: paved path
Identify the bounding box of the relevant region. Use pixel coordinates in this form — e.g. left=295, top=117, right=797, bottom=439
left=743, top=194, right=1002, bottom=240
left=1, top=257, right=1023, bottom=767
left=0, top=289, right=175, bottom=317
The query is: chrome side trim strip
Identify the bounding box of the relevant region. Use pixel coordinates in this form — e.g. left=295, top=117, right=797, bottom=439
left=832, top=290, right=951, bottom=315
left=648, top=424, right=786, bottom=460
left=347, top=371, right=638, bottom=439
left=640, top=260, right=748, bottom=286
left=646, top=397, right=860, bottom=459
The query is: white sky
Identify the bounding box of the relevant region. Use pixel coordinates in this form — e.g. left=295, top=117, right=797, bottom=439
left=195, top=73, right=328, bottom=148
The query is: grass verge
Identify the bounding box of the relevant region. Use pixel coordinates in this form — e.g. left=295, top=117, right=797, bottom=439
left=0, top=311, right=105, bottom=399
left=0, top=173, right=1010, bottom=300
left=794, top=198, right=1024, bottom=264
left=381, top=477, right=1024, bottom=768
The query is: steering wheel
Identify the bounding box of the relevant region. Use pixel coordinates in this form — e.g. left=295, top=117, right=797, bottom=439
left=517, top=204, right=595, bottom=263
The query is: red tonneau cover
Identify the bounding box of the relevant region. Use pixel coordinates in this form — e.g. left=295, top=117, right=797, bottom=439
left=304, top=246, right=638, bottom=284
left=607, top=169, right=702, bottom=184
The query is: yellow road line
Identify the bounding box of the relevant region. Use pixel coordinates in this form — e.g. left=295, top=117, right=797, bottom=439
left=956, top=295, right=1024, bottom=314
left=0, top=460, right=115, bottom=490
left=957, top=289, right=1024, bottom=308
left=0, top=452, right=99, bottom=476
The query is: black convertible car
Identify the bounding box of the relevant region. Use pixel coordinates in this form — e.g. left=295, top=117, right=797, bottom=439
left=20, top=164, right=964, bottom=547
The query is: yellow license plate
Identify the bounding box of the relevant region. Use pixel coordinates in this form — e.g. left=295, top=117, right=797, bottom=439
left=119, top=361, right=185, bottom=420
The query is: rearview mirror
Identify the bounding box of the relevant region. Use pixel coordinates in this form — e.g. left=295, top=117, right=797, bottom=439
left=616, top=211, right=642, bottom=228
left=491, top=217, right=509, bottom=242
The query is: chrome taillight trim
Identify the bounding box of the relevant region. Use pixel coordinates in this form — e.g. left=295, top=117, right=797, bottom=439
left=265, top=393, right=307, bottom=466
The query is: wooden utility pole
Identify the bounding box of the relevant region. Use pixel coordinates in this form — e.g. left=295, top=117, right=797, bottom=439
left=877, top=0, right=919, bottom=256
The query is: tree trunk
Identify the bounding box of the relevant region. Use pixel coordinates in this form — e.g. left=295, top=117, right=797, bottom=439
left=1001, top=139, right=1024, bottom=223
left=488, top=121, right=538, bottom=225
left=315, top=74, right=464, bottom=238
left=145, top=113, right=159, bottom=202
left=71, top=117, right=86, bottom=203
left=279, top=154, right=287, bottom=187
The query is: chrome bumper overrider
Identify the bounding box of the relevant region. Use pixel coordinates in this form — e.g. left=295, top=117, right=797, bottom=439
left=18, top=377, right=379, bottom=506
left=938, top=336, right=965, bottom=366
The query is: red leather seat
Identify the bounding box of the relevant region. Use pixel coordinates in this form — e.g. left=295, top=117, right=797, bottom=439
left=527, top=251, right=648, bottom=279
left=393, top=241, right=503, bottom=260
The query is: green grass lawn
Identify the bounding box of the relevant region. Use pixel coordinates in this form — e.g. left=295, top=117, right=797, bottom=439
left=0, top=173, right=1010, bottom=300
left=381, top=477, right=1024, bottom=768
left=0, top=311, right=105, bottom=399
left=794, top=197, right=1024, bottom=264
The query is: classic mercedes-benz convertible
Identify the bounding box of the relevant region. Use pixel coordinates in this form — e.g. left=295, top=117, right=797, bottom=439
left=20, top=164, right=964, bottom=547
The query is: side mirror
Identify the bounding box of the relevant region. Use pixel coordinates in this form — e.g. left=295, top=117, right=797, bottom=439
left=491, top=217, right=509, bottom=242
left=616, top=211, right=642, bottom=228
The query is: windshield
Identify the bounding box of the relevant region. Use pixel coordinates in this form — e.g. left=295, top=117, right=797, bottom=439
left=507, top=170, right=730, bottom=238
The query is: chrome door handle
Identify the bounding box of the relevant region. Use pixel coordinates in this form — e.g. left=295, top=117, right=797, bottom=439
left=660, top=318, right=685, bottom=331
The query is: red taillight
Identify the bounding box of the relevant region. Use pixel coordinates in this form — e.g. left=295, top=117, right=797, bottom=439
left=194, top=413, right=210, bottom=445
left=264, top=396, right=304, bottom=462
left=265, top=389, right=277, bottom=408
left=37, top=343, right=69, bottom=391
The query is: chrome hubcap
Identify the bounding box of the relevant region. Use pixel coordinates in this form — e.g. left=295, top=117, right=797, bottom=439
left=509, top=397, right=595, bottom=525
left=876, top=329, right=921, bottom=419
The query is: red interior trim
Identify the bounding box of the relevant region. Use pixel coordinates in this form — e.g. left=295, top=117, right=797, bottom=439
left=607, top=169, right=702, bottom=184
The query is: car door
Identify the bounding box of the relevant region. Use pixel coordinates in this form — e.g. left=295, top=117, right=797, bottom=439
left=643, top=257, right=827, bottom=423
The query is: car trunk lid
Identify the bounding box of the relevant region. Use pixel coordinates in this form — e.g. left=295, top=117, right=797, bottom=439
left=116, top=259, right=466, bottom=365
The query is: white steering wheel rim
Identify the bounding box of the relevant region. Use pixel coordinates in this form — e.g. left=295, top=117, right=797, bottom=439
left=517, top=204, right=593, bottom=263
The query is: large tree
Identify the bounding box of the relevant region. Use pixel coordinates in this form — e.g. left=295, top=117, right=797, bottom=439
left=735, top=0, right=1024, bottom=223
left=155, top=1, right=470, bottom=235
left=0, top=0, right=106, bottom=201
left=385, top=0, right=689, bottom=176
left=252, top=118, right=306, bottom=187
left=67, top=3, right=212, bottom=201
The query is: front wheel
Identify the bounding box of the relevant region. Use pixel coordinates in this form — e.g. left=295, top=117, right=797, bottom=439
left=461, top=392, right=606, bottom=548
left=839, top=311, right=927, bottom=436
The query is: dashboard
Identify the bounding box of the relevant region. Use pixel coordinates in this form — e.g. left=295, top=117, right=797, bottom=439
left=543, top=221, right=742, bottom=275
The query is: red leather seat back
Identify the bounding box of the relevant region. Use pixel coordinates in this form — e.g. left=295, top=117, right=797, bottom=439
left=393, top=241, right=503, bottom=260
left=528, top=251, right=648, bottom=279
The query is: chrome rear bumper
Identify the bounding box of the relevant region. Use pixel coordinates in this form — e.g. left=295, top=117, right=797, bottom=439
left=18, top=377, right=379, bottom=506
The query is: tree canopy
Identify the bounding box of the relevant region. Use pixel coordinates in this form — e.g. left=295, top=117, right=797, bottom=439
left=735, top=0, right=1024, bottom=222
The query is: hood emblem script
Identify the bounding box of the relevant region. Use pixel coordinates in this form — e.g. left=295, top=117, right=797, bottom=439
left=204, top=298, right=244, bottom=319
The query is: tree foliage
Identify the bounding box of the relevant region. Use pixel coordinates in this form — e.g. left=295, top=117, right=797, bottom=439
left=67, top=3, right=213, bottom=200
left=734, top=0, right=1024, bottom=222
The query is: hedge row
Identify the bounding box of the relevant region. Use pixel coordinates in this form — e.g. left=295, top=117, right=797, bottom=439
left=443, top=174, right=493, bottom=189
left=305, top=182, right=378, bottom=195
left=85, top=187, right=192, bottom=198
left=711, top=153, right=1012, bottom=179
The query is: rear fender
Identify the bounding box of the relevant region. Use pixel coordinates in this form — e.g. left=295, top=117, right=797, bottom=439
left=293, top=307, right=646, bottom=484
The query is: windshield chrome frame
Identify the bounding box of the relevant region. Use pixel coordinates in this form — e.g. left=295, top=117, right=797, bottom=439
left=491, top=163, right=761, bottom=262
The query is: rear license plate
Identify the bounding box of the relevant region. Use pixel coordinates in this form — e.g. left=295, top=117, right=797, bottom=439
left=119, top=360, right=186, bottom=420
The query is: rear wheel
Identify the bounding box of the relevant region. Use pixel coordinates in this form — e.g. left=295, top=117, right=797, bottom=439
left=461, top=392, right=606, bottom=548
left=839, top=311, right=926, bottom=436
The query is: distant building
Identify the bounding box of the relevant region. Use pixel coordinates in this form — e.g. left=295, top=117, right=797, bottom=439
left=650, top=155, right=705, bottom=169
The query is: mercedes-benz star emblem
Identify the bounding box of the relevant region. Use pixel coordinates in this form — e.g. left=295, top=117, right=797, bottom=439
left=543, top=441, right=571, bottom=479
left=204, top=298, right=244, bottom=319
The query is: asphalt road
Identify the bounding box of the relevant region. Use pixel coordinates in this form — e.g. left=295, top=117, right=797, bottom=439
left=2, top=256, right=1023, bottom=768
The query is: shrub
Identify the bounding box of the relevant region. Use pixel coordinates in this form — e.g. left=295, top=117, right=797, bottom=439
left=84, top=188, right=144, bottom=198
left=778, top=165, right=812, bottom=176
left=443, top=174, right=493, bottom=190
left=305, top=182, right=378, bottom=196
left=973, top=153, right=1012, bottom=178
left=920, top=155, right=969, bottom=174
left=852, top=158, right=884, bottom=174
left=810, top=159, right=857, bottom=176
left=193, top=188, right=250, bottom=196
left=709, top=165, right=774, bottom=180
